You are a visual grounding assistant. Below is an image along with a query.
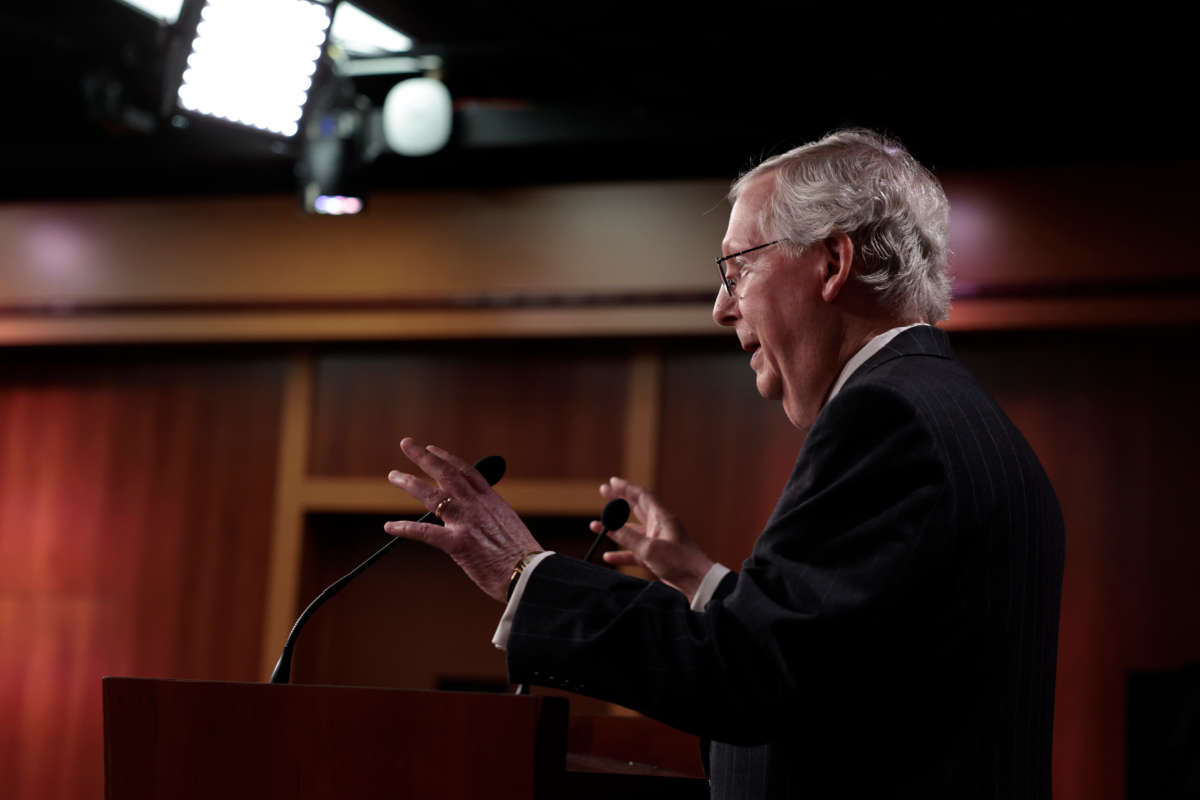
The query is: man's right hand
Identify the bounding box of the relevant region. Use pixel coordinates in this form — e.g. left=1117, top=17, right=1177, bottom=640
left=593, top=477, right=715, bottom=603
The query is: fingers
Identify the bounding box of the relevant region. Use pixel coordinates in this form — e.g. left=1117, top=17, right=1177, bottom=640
left=590, top=518, right=645, bottom=538
left=602, top=550, right=643, bottom=568
left=400, top=438, right=473, bottom=495
left=589, top=520, right=648, bottom=568
left=383, top=519, right=445, bottom=548
left=389, top=442, right=479, bottom=522
left=392, top=437, right=531, bottom=548
left=387, top=469, right=445, bottom=509
left=399, top=438, right=499, bottom=505
left=590, top=518, right=648, bottom=562
left=606, top=523, right=645, bottom=552
left=600, top=476, right=644, bottom=502
left=426, top=444, right=492, bottom=493
left=600, top=476, right=661, bottom=523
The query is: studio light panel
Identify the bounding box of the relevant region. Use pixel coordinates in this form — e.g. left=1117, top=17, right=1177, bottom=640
left=176, top=0, right=331, bottom=137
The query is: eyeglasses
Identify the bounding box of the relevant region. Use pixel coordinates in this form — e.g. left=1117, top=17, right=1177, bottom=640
left=715, top=240, right=782, bottom=296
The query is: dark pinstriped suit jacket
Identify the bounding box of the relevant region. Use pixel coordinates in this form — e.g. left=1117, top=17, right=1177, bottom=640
left=507, top=326, right=1064, bottom=799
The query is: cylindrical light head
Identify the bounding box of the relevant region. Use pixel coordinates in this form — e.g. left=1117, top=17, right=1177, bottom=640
left=382, top=77, right=452, bottom=156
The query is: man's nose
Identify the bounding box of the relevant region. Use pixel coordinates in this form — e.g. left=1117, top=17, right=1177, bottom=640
left=712, top=287, right=737, bottom=327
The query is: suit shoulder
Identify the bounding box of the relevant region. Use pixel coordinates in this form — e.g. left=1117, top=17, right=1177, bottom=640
left=801, top=378, right=946, bottom=492
left=842, top=351, right=996, bottom=433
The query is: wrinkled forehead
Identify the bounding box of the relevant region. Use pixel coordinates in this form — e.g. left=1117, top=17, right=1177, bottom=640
left=723, top=172, right=775, bottom=250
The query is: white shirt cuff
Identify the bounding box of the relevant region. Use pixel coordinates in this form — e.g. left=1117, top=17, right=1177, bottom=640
left=690, top=563, right=733, bottom=611
left=491, top=551, right=556, bottom=651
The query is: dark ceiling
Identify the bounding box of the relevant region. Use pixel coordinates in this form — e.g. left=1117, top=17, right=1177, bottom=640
left=1, top=1, right=1192, bottom=200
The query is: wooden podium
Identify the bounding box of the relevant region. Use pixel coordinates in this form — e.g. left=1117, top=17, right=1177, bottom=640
left=102, top=677, right=707, bottom=800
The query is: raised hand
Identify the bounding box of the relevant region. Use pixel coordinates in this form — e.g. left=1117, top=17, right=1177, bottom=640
left=594, top=477, right=715, bottom=602
left=384, top=438, right=543, bottom=603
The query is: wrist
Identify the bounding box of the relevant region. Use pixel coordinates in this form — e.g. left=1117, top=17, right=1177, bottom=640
left=678, top=558, right=716, bottom=604
left=505, top=551, right=544, bottom=602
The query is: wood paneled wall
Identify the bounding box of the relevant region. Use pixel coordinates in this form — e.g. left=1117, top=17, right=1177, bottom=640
left=308, top=342, right=631, bottom=479
left=4, top=166, right=1198, bottom=309
left=0, top=350, right=285, bottom=800
left=953, top=330, right=1200, bottom=800
left=3, top=166, right=1200, bottom=345
left=940, top=163, right=1200, bottom=292
left=0, top=183, right=729, bottom=306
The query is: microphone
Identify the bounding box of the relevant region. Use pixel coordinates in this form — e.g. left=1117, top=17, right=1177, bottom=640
left=583, top=498, right=631, bottom=563
left=268, top=454, right=506, bottom=684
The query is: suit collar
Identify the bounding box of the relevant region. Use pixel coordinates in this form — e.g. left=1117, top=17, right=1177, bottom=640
left=845, top=324, right=953, bottom=385
left=827, top=323, right=925, bottom=402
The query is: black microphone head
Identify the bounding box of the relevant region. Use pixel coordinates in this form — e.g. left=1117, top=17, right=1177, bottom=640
left=601, top=498, right=630, bottom=531
left=473, top=455, right=506, bottom=486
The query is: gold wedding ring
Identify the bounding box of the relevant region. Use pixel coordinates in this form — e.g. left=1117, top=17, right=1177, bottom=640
left=434, top=497, right=454, bottom=519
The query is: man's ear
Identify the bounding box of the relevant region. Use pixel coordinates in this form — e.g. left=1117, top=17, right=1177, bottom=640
left=819, top=232, right=855, bottom=303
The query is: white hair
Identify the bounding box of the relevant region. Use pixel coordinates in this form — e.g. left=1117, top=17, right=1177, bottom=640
left=730, top=128, right=952, bottom=322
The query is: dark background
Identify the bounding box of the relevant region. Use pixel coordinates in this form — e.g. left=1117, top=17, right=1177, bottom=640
left=2, top=1, right=1192, bottom=198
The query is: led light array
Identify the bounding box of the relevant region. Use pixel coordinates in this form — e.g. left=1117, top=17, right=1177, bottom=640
left=177, top=0, right=331, bottom=137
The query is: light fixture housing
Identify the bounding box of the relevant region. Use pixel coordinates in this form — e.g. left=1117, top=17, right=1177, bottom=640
left=114, top=0, right=185, bottom=24
left=175, top=0, right=332, bottom=138
left=329, top=2, right=413, bottom=56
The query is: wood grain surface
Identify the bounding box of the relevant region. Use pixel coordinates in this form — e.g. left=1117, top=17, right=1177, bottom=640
left=0, top=350, right=285, bottom=800
left=308, top=341, right=630, bottom=479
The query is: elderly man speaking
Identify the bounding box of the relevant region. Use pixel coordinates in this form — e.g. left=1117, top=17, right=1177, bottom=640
left=384, top=129, right=1064, bottom=799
